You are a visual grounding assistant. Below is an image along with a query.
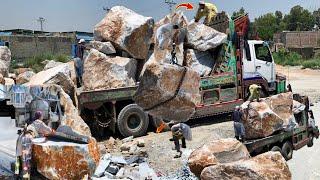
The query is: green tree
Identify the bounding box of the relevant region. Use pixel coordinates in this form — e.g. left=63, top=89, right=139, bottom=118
left=313, top=8, right=320, bottom=27
left=252, top=13, right=278, bottom=40
left=283, top=5, right=315, bottom=31
left=232, top=7, right=246, bottom=18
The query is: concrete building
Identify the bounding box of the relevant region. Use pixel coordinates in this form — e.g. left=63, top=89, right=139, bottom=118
left=273, top=31, right=320, bottom=58
left=0, top=29, right=93, bottom=61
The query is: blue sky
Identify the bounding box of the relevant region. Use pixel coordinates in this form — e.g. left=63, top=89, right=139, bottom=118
left=0, top=0, right=319, bottom=32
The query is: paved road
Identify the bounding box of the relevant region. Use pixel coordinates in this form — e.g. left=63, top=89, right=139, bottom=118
left=0, top=117, right=18, bottom=176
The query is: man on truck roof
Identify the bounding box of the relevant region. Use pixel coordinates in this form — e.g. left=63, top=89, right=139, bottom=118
left=195, top=1, right=218, bottom=26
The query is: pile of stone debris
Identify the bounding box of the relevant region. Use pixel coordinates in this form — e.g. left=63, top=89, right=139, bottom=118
left=93, top=137, right=158, bottom=179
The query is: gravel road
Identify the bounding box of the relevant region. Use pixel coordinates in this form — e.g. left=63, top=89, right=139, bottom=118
left=277, top=66, right=320, bottom=180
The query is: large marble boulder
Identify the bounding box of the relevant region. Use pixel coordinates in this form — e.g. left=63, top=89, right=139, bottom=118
left=134, top=63, right=201, bottom=122
left=58, top=86, right=92, bottom=137
left=16, top=71, right=35, bottom=84
left=32, top=138, right=100, bottom=180
left=82, top=49, right=137, bottom=91
left=186, top=22, right=227, bottom=51
left=188, top=138, right=250, bottom=177
left=185, top=49, right=215, bottom=76
left=94, top=6, right=154, bottom=60
left=201, top=152, right=291, bottom=180
left=28, top=63, right=76, bottom=97
left=0, top=46, right=11, bottom=67
left=241, top=93, right=294, bottom=139
left=87, top=41, right=116, bottom=55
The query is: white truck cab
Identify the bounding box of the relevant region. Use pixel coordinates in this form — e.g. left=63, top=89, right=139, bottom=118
left=243, top=40, right=276, bottom=83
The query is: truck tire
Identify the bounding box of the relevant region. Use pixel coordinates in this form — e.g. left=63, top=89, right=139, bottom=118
left=307, top=135, right=314, bottom=147
left=117, top=104, right=149, bottom=137
left=281, top=142, right=293, bottom=160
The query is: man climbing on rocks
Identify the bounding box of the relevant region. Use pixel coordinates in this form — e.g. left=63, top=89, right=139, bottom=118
left=195, top=1, right=218, bottom=26
left=248, top=84, right=262, bottom=102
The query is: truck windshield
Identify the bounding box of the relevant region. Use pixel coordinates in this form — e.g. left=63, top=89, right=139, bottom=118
left=254, top=44, right=272, bottom=62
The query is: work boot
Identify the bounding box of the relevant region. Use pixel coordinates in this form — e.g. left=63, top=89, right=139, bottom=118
left=174, top=151, right=182, bottom=158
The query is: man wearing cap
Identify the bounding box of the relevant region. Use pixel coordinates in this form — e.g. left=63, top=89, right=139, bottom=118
left=195, top=1, right=218, bottom=26
left=232, top=106, right=245, bottom=141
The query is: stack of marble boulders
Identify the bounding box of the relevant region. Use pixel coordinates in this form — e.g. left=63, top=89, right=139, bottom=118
left=241, top=92, right=305, bottom=139
left=87, top=6, right=227, bottom=123
left=82, top=6, right=154, bottom=91
left=133, top=10, right=227, bottom=123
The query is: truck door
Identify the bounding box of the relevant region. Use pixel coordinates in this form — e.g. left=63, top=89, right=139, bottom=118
left=253, top=43, right=275, bottom=83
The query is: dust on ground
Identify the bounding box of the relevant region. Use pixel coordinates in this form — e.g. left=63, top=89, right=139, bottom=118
left=99, top=118, right=234, bottom=177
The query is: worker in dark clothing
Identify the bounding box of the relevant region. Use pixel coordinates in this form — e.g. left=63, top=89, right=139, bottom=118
left=248, top=84, right=262, bottom=102
left=169, top=122, right=192, bottom=158
left=232, top=106, right=246, bottom=142
left=195, top=1, right=218, bottom=26
left=287, top=84, right=292, bottom=92
left=74, top=39, right=86, bottom=87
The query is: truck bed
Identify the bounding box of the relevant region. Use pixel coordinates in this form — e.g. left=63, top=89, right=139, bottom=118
left=243, top=130, right=293, bottom=153
left=78, top=86, right=138, bottom=105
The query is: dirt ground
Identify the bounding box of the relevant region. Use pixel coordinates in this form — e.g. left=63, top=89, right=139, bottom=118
left=99, top=65, right=320, bottom=179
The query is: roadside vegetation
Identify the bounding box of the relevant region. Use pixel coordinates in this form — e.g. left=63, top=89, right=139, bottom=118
left=11, top=53, right=70, bottom=72
left=273, top=49, right=320, bottom=69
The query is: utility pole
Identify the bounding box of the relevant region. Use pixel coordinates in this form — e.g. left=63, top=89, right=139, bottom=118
left=37, top=17, right=46, bottom=32
left=165, top=0, right=176, bottom=14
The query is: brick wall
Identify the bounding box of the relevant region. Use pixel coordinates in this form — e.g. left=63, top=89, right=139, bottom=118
left=0, top=35, right=76, bottom=61
left=278, top=31, right=320, bottom=48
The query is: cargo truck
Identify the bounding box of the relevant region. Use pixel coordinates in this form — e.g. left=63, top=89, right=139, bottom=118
left=243, top=94, right=319, bottom=160
left=78, top=13, right=288, bottom=138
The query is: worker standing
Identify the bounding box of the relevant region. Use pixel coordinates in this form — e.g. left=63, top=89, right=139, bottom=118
left=170, top=122, right=192, bottom=158
left=74, top=39, right=86, bottom=87
left=195, top=1, right=218, bottom=26
left=232, top=106, right=245, bottom=142
left=248, top=84, right=262, bottom=102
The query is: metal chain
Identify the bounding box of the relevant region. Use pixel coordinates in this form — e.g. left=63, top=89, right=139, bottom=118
left=94, top=111, right=111, bottom=128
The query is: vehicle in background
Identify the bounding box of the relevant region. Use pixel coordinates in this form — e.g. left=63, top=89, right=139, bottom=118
left=243, top=94, right=319, bottom=160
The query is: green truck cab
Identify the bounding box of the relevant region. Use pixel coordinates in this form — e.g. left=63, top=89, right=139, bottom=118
left=244, top=94, right=319, bottom=160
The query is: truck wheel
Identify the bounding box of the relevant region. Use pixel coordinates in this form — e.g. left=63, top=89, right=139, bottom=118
left=307, top=135, right=314, bottom=147
left=117, top=104, right=149, bottom=137
left=281, top=142, right=293, bottom=160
